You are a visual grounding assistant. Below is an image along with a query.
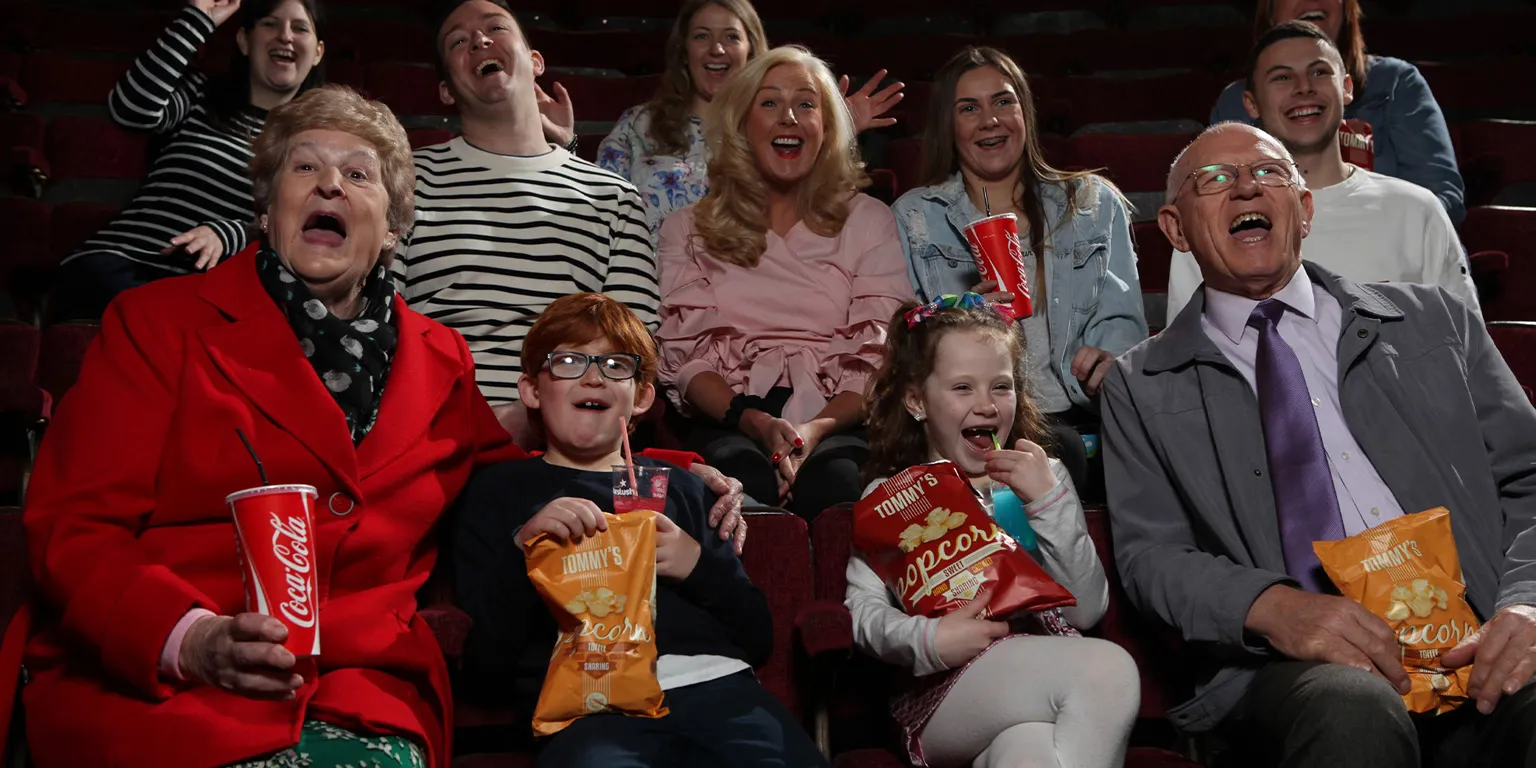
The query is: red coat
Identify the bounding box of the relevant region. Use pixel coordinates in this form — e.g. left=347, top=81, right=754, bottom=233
left=10, top=249, right=522, bottom=767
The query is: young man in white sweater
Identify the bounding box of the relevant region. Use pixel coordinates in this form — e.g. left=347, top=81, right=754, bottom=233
left=393, top=0, right=658, bottom=446
left=1165, top=21, right=1479, bottom=325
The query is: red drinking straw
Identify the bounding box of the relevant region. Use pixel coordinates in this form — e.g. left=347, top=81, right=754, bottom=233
left=619, top=416, right=639, bottom=496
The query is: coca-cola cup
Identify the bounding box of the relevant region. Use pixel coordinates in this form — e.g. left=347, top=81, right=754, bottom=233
left=613, top=465, right=670, bottom=514
left=226, top=484, right=321, bottom=657
left=963, top=213, right=1034, bottom=319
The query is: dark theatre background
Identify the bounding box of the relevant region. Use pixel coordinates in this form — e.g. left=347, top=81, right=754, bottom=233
left=0, top=0, right=1531, bottom=765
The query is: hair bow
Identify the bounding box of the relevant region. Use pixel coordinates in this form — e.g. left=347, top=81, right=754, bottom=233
left=903, top=292, right=1016, bottom=328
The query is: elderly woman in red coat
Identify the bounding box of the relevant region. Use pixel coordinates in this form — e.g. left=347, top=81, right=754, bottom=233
left=5, top=84, right=738, bottom=768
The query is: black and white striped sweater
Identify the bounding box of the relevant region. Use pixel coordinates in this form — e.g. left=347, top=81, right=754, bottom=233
left=63, top=6, right=262, bottom=273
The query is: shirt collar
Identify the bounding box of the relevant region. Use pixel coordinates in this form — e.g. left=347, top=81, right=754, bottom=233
left=1202, top=264, right=1315, bottom=344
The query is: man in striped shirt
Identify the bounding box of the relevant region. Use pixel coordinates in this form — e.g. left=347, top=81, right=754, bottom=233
left=393, top=0, right=658, bottom=445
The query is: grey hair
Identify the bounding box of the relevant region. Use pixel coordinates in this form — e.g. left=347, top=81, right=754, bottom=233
left=1163, top=121, right=1301, bottom=205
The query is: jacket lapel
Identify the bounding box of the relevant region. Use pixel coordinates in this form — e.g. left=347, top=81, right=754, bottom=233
left=196, top=249, right=362, bottom=498
left=1145, top=289, right=1288, bottom=571
left=355, top=307, right=464, bottom=480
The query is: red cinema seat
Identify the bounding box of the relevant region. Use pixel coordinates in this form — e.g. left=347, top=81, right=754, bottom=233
left=22, top=52, right=130, bottom=106
left=1487, top=321, right=1536, bottom=405
left=1050, top=72, right=1216, bottom=133
left=408, top=129, right=454, bottom=150
left=45, top=117, right=148, bottom=183
left=49, top=202, right=122, bottom=264
left=0, top=199, right=51, bottom=275
left=37, top=322, right=100, bottom=406
left=366, top=62, right=455, bottom=117
left=1073, top=132, right=1197, bottom=194
left=0, top=113, right=47, bottom=197
left=0, top=322, right=44, bottom=423
left=885, top=137, right=923, bottom=199
left=1133, top=219, right=1173, bottom=294
left=1463, top=206, right=1536, bottom=321
left=1459, top=120, right=1536, bottom=206
left=554, top=74, right=661, bottom=124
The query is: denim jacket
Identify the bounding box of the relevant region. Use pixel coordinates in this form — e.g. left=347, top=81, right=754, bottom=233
left=892, top=173, right=1148, bottom=410
left=1212, top=55, right=1465, bottom=224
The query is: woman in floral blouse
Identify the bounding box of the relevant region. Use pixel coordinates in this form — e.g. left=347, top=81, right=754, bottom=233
left=598, top=0, right=904, bottom=242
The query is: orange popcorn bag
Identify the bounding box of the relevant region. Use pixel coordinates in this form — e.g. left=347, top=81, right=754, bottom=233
left=854, top=461, right=1075, bottom=619
left=525, top=511, right=668, bottom=736
left=1313, top=508, right=1478, bottom=714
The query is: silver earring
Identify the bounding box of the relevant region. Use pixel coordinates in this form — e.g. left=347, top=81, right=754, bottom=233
left=912, top=412, right=925, bottom=422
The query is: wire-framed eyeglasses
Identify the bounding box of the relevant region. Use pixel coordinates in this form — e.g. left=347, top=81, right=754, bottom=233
left=543, top=351, right=642, bottom=381
left=1176, top=160, right=1298, bottom=198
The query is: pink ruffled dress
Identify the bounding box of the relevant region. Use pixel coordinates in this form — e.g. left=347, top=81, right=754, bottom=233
left=656, top=194, right=913, bottom=420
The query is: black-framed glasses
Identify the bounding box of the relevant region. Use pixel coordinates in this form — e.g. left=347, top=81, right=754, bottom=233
left=1176, top=160, right=1298, bottom=198
left=543, top=350, right=642, bottom=381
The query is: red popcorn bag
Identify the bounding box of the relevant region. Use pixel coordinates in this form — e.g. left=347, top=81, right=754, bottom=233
left=854, top=461, right=1075, bottom=619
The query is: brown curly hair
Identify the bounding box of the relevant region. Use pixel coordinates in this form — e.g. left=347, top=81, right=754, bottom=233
left=864, top=300, right=1050, bottom=485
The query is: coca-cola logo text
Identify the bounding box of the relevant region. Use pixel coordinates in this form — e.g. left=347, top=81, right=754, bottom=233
left=270, top=512, right=316, bottom=628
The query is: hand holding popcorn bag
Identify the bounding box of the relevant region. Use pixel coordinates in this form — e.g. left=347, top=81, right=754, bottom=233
left=854, top=461, right=1075, bottom=619
left=526, top=510, right=667, bottom=736
left=1313, top=508, right=1478, bottom=714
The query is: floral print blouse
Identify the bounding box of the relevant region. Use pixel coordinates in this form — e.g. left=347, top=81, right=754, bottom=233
left=598, top=104, right=711, bottom=245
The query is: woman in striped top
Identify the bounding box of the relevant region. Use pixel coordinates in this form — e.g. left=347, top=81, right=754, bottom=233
left=54, top=0, right=327, bottom=321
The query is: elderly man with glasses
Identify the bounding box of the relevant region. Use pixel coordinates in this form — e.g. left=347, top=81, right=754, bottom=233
left=1098, top=122, right=1536, bottom=768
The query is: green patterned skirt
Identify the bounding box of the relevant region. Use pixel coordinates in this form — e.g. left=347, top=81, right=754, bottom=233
left=224, top=720, right=426, bottom=768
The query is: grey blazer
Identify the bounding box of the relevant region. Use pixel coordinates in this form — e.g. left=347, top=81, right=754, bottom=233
left=1100, top=262, right=1536, bottom=733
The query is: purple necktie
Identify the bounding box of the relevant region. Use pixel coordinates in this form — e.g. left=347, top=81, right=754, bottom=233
left=1249, top=299, right=1345, bottom=592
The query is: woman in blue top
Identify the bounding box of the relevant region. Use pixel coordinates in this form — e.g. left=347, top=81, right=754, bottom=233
left=891, top=46, right=1146, bottom=490
left=1210, top=0, right=1464, bottom=223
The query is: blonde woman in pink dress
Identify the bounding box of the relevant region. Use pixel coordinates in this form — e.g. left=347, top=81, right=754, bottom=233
left=657, top=46, right=911, bottom=519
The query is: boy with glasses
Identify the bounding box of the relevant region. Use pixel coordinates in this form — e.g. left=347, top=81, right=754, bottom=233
left=1164, top=20, right=1478, bottom=325
left=450, top=292, right=826, bottom=766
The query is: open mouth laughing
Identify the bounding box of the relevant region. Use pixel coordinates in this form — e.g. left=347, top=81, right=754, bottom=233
left=1229, top=211, right=1273, bottom=243
left=771, top=135, right=804, bottom=158
left=302, top=210, right=348, bottom=247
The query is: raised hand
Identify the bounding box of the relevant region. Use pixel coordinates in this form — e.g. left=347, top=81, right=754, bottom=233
left=536, top=82, right=575, bottom=148
left=984, top=439, right=1058, bottom=503
left=839, top=69, right=905, bottom=133
left=190, top=0, right=242, bottom=28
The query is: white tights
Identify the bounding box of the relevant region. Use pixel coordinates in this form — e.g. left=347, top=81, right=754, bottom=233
left=919, top=635, right=1140, bottom=768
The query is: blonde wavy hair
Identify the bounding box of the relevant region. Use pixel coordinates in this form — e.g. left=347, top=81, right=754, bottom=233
left=692, top=46, right=869, bottom=268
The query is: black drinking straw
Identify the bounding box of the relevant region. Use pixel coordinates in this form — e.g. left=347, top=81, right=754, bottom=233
left=983, top=188, right=991, bottom=217
left=235, top=428, right=269, bottom=486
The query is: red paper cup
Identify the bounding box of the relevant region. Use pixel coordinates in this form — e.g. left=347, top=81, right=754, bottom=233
left=613, top=465, right=670, bottom=514
left=227, top=484, right=321, bottom=657
left=963, top=213, right=1034, bottom=319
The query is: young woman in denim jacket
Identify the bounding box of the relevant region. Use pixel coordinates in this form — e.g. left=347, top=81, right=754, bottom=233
left=891, top=47, right=1147, bottom=490
left=1211, top=0, right=1465, bottom=223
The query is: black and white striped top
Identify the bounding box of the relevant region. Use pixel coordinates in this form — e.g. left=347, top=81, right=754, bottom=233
left=62, top=6, right=261, bottom=272
left=392, top=138, right=659, bottom=405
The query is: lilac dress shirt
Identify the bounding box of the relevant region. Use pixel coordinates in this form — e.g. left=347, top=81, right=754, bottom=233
left=1201, top=267, right=1407, bottom=535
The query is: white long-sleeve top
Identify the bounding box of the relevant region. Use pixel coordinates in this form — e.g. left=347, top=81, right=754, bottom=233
left=845, top=459, right=1109, bottom=677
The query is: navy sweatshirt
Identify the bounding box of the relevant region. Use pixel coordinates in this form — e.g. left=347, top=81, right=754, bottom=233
left=451, top=456, right=771, bottom=715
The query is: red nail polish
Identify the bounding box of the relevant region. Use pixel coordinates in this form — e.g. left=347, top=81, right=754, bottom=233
left=794, top=438, right=804, bottom=447
left=771, top=453, right=782, bottom=463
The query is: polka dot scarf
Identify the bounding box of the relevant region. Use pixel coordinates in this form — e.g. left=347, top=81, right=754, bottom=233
left=256, top=248, right=398, bottom=445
